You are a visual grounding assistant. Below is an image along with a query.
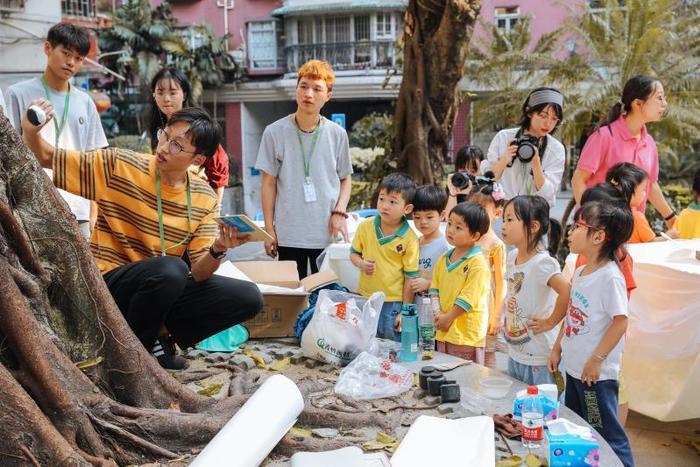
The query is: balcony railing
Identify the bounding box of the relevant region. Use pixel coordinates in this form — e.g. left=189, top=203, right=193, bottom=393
left=0, top=0, right=25, bottom=12
left=62, top=0, right=96, bottom=18
left=285, top=40, right=397, bottom=72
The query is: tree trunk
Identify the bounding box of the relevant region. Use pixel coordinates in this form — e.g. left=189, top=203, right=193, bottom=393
left=0, top=114, right=381, bottom=464
left=394, top=0, right=481, bottom=184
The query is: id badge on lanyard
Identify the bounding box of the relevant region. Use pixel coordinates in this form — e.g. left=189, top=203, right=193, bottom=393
left=303, top=177, right=317, bottom=203
left=295, top=118, right=321, bottom=204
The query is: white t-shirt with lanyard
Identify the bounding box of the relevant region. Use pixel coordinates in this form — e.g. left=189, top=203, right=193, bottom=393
left=5, top=77, right=107, bottom=222
left=481, top=127, right=565, bottom=208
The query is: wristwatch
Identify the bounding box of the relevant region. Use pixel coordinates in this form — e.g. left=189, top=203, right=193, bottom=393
left=209, top=245, right=226, bottom=260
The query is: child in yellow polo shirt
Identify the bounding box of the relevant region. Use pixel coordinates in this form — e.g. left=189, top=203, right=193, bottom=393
left=351, top=173, right=420, bottom=341
left=430, top=202, right=491, bottom=364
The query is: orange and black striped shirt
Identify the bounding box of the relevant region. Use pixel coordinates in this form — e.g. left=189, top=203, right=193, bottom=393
left=53, top=147, right=218, bottom=274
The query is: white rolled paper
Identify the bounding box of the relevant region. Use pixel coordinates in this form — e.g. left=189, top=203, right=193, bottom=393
left=191, top=374, right=304, bottom=467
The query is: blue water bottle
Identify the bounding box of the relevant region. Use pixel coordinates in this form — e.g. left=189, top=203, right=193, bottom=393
left=400, top=304, right=419, bottom=362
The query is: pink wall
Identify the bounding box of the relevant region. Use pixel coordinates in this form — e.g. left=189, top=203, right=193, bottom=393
left=153, top=0, right=282, bottom=50
left=473, top=0, right=583, bottom=51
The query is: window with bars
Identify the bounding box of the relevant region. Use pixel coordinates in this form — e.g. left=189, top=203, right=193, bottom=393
left=62, top=0, right=96, bottom=18
left=376, top=12, right=393, bottom=38
left=495, top=6, right=519, bottom=33
left=287, top=12, right=400, bottom=71
left=248, top=20, right=283, bottom=70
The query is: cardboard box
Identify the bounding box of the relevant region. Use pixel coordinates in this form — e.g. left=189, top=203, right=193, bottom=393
left=233, top=261, right=338, bottom=338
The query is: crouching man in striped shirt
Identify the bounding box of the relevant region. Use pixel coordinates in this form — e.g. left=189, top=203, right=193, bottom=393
left=22, top=101, right=262, bottom=370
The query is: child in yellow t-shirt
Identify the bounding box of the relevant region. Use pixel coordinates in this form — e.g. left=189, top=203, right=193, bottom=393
left=429, top=202, right=491, bottom=364
left=467, top=172, right=507, bottom=369
left=672, top=169, right=700, bottom=239
left=351, top=173, right=419, bottom=341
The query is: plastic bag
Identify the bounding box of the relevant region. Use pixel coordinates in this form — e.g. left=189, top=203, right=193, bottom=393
left=300, top=290, right=384, bottom=366
left=335, top=351, right=414, bottom=400
left=196, top=324, right=249, bottom=352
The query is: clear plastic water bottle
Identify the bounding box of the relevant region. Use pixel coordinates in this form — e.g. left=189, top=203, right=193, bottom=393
left=521, top=385, right=544, bottom=449
left=418, top=297, right=435, bottom=360
left=400, top=304, right=419, bottom=362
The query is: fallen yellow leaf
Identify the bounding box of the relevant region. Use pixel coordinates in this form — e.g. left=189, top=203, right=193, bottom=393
left=76, top=356, right=104, bottom=370
left=269, top=357, right=291, bottom=372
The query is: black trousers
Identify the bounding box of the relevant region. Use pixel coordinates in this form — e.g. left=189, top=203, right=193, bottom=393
left=103, top=256, right=263, bottom=350
left=277, top=246, right=324, bottom=279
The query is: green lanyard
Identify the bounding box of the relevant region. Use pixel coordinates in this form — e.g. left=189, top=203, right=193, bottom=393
left=40, top=77, right=71, bottom=148
left=294, top=117, right=321, bottom=180
left=155, top=169, right=193, bottom=256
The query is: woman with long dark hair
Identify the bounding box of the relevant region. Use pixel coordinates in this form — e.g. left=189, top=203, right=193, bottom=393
left=481, top=87, right=566, bottom=209
left=149, top=68, right=229, bottom=204
left=572, top=75, right=676, bottom=227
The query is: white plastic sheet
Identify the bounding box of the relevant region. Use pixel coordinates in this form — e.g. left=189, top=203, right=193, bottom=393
left=190, top=374, right=304, bottom=467
left=391, top=415, right=495, bottom=467
left=624, top=240, right=700, bottom=421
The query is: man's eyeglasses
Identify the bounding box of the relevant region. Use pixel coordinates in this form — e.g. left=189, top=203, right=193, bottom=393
left=157, top=128, right=196, bottom=156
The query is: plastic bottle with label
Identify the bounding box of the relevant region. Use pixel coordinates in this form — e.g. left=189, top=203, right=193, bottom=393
left=521, top=385, right=544, bottom=449
left=418, top=296, right=435, bottom=360
left=400, top=304, right=419, bottom=362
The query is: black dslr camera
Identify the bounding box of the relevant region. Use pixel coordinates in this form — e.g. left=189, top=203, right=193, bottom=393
left=508, top=135, right=540, bottom=166
left=451, top=171, right=475, bottom=190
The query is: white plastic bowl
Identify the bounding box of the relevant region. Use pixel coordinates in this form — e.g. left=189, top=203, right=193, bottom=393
left=480, top=376, right=513, bottom=399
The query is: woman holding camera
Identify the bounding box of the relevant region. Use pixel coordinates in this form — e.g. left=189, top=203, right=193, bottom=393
left=481, top=88, right=566, bottom=208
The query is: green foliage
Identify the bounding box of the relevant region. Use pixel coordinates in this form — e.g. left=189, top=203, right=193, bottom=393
left=647, top=183, right=695, bottom=230
left=348, top=113, right=397, bottom=208
left=464, top=0, right=700, bottom=185
left=561, top=0, right=700, bottom=178
left=464, top=16, right=567, bottom=131
left=99, top=0, right=239, bottom=101
left=107, top=135, right=152, bottom=154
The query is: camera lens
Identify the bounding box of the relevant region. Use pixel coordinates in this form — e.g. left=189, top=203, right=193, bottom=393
left=451, top=172, right=469, bottom=189
left=517, top=142, right=536, bottom=162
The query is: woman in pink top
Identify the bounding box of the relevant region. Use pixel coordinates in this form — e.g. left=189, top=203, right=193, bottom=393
left=572, top=75, right=676, bottom=227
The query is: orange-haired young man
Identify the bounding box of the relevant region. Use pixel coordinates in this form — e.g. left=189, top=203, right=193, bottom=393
left=255, top=59, right=352, bottom=278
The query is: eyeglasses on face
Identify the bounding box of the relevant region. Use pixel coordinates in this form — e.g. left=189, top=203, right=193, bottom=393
left=157, top=128, right=196, bottom=156
left=536, top=111, right=560, bottom=124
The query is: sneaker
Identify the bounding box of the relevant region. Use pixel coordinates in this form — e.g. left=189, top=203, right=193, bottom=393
left=152, top=335, right=189, bottom=370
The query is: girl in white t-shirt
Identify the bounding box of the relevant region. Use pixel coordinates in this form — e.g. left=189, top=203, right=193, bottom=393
left=500, top=195, right=570, bottom=385
left=548, top=201, right=634, bottom=467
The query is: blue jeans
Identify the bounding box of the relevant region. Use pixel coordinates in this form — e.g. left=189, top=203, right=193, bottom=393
left=508, top=358, right=555, bottom=385
left=565, top=373, right=634, bottom=467
left=377, top=301, right=402, bottom=342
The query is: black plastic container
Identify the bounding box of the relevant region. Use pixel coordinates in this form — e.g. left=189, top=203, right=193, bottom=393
left=427, top=374, right=447, bottom=396
left=440, top=383, right=461, bottom=403
left=419, top=366, right=438, bottom=390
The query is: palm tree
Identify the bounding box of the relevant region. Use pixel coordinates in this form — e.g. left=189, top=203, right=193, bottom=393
left=559, top=0, right=700, bottom=182
left=463, top=16, right=567, bottom=134
left=99, top=1, right=239, bottom=100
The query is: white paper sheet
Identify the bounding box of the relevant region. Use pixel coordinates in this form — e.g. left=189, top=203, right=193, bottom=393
left=190, top=375, right=304, bottom=467
left=214, top=260, right=254, bottom=282
left=390, top=415, right=494, bottom=467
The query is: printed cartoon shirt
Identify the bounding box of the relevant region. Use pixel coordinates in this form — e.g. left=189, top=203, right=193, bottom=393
left=503, top=249, right=561, bottom=366
left=351, top=216, right=419, bottom=302
left=561, top=262, right=628, bottom=381
left=429, top=246, right=491, bottom=347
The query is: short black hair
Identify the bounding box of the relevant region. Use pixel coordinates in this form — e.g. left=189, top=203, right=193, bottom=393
left=455, top=146, right=483, bottom=173
left=574, top=201, right=633, bottom=262
left=168, top=107, right=221, bottom=158
left=693, top=169, right=700, bottom=197
left=413, top=185, right=448, bottom=213
left=605, top=162, right=648, bottom=205
left=379, top=173, right=417, bottom=204
left=581, top=183, right=627, bottom=209
left=449, top=202, right=490, bottom=236
left=47, top=22, right=90, bottom=57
